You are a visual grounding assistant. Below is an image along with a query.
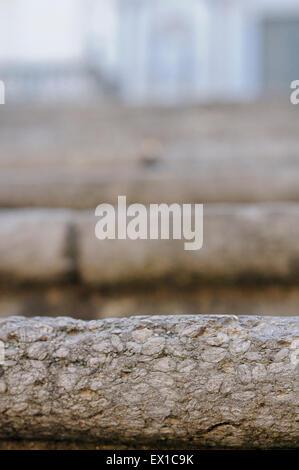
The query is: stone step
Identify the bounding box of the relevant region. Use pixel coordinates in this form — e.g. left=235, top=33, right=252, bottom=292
left=0, top=315, right=298, bottom=448
left=1, top=103, right=299, bottom=208
left=1, top=203, right=299, bottom=285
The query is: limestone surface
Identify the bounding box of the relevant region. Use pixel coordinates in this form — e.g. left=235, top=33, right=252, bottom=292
left=0, top=315, right=298, bottom=448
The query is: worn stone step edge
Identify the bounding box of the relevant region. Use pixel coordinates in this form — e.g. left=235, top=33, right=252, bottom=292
left=1, top=203, right=299, bottom=284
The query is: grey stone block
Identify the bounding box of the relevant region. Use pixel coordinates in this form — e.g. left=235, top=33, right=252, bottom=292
left=0, top=315, right=298, bottom=448
left=0, top=209, right=74, bottom=282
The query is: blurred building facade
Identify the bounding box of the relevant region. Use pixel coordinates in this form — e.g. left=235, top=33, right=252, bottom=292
left=0, top=0, right=118, bottom=102
left=117, top=0, right=299, bottom=103
left=0, top=0, right=299, bottom=103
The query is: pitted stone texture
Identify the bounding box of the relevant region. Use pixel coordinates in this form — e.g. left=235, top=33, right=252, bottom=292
left=0, top=315, right=298, bottom=448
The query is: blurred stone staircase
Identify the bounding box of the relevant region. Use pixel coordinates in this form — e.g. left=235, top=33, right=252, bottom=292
left=1, top=102, right=299, bottom=318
